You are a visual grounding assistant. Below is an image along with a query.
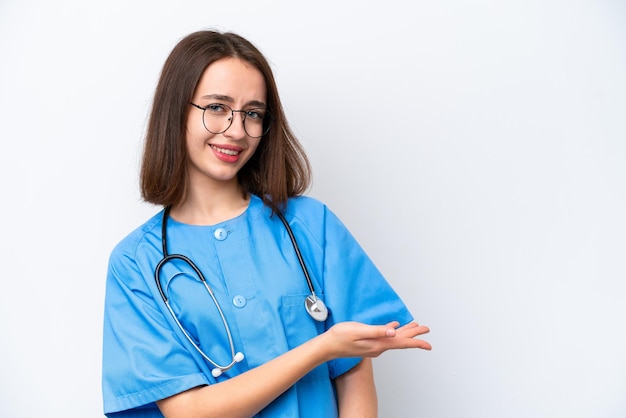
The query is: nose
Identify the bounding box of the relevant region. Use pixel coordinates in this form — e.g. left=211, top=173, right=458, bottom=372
left=224, top=111, right=248, bottom=139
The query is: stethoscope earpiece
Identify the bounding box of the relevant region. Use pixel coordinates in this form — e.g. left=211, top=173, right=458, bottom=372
left=211, top=352, right=244, bottom=378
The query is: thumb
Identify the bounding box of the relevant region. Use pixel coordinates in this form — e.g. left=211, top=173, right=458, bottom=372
left=384, top=321, right=400, bottom=337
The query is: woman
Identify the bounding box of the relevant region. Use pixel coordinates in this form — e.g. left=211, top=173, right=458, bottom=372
left=102, top=29, right=431, bottom=418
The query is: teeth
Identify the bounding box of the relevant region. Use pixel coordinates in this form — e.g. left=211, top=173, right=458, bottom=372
left=211, top=145, right=240, bottom=156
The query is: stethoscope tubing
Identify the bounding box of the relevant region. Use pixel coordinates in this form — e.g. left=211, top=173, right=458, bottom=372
left=273, top=210, right=319, bottom=300
left=154, top=210, right=240, bottom=374
left=154, top=203, right=328, bottom=377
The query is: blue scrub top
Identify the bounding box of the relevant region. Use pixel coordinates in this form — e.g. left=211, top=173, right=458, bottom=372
left=102, top=195, right=413, bottom=417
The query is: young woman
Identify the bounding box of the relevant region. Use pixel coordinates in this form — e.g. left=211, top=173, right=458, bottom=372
left=102, top=30, right=431, bottom=418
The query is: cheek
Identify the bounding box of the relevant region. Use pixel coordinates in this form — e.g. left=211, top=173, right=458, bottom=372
left=185, top=127, right=213, bottom=152
left=249, top=140, right=261, bottom=155
left=245, top=140, right=262, bottom=163
left=185, top=114, right=209, bottom=144
left=183, top=133, right=196, bottom=154
left=183, top=136, right=207, bottom=165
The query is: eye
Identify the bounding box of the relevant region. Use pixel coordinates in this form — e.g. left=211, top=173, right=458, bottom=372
left=245, top=109, right=265, bottom=120
left=206, top=103, right=230, bottom=115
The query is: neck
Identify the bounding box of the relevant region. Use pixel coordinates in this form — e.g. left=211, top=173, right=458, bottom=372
left=170, top=182, right=251, bottom=226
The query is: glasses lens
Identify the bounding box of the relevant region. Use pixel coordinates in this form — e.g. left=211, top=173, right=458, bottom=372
left=203, top=104, right=232, bottom=134
left=242, top=108, right=272, bottom=138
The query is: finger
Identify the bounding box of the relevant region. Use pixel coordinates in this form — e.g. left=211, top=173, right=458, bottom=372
left=397, top=321, right=423, bottom=330
left=384, top=321, right=401, bottom=337
left=383, top=321, right=425, bottom=337
left=413, top=340, right=433, bottom=351
left=396, top=325, right=430, bottom=339
left=396, top=322, right=429, bottom=333
left=389, top=336, right=432, bottom=351
left=334, top=322, right=400, bottom=340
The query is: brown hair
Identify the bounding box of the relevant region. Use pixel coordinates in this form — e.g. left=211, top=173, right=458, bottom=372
left=140, top=30, right=311, bottom=209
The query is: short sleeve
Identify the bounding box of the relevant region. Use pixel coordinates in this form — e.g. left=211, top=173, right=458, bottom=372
left=319, top=206, right=414, bottom=378
left=102, top=243, right=209, bottom=415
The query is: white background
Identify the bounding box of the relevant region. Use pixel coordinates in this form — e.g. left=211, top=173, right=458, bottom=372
left=1, top=1, right=625, bottom=417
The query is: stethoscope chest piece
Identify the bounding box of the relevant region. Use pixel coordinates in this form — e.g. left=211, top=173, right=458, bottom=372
left=305, top=295, right=328, bottom=322
left=156, top=204, right=331, bottom=378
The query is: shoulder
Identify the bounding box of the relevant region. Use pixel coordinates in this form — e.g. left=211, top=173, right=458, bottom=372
left=104, top=211, right=164, bottom=309
left=284, top=195, right=328, bottom=218
left=283, top=195, right=351, bottom=238
left=283, top=195, right=338, bottom=229
left=108, top=210, right=163, bottom=266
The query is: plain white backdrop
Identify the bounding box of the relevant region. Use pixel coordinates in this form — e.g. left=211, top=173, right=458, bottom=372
left=1, top=0, right=625, bottom=416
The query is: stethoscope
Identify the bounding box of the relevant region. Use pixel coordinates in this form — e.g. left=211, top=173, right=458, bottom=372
left=154, top=205, right=329, bottom=378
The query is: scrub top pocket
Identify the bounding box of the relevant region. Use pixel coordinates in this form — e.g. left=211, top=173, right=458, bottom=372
left=280, top=293, right=329, bottom=382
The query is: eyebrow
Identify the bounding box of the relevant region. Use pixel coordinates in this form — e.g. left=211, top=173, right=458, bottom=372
left=200, top=94, right=267, bottom=109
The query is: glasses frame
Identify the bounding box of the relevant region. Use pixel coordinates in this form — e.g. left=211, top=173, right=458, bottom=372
left=189, top=102, right=273, bottom=139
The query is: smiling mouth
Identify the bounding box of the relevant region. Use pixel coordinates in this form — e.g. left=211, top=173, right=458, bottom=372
left=210, top=145, right=241, bottom=156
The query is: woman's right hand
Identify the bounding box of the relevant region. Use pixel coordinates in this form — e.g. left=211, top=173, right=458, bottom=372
left=319, top=321, right=432, bottom=360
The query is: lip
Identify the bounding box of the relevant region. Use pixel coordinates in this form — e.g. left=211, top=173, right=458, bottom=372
left=210, top=144, right=244, bottom=163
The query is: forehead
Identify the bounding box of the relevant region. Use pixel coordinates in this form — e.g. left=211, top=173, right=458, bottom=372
left=194, top=57, right=267, bottom=104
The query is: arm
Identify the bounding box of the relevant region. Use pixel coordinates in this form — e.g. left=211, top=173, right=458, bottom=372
left=335, top=358, right=378, bottom=418
left=157, top=321, right=430, bottom=418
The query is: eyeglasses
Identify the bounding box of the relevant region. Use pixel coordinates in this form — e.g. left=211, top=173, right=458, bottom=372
left=190, top=102, right=273, bottom=138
